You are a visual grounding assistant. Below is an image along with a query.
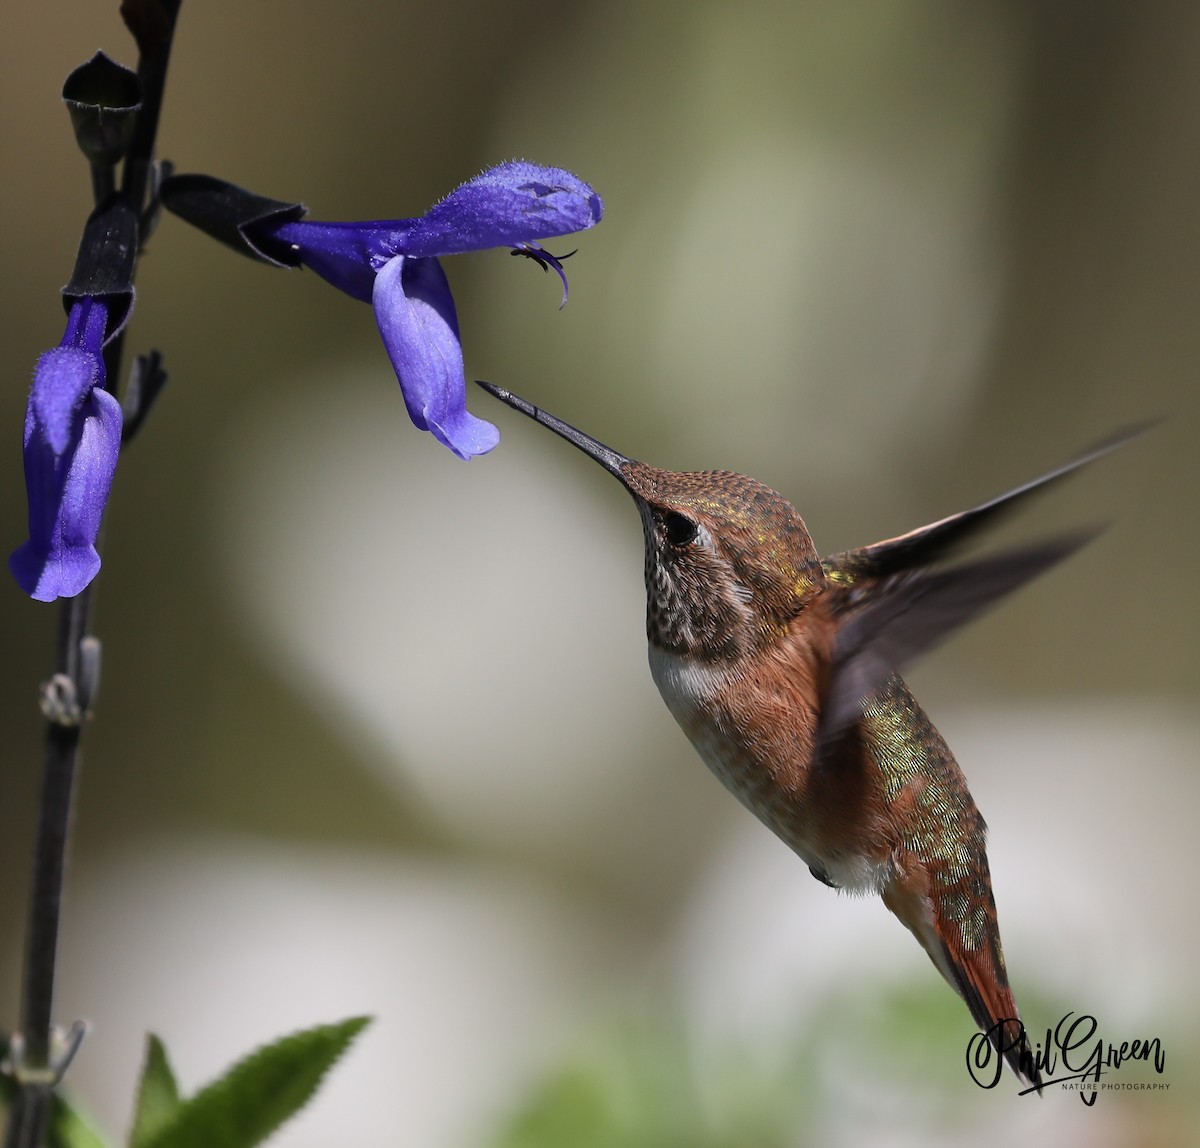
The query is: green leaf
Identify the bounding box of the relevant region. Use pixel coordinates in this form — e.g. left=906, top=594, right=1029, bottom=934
left=51, top=1093, right=113, bottom=1148
left=0, top=1036, right=112, bottom=1148
left=139, top=1017, right=371, bottom=1148
left=129, top=1035, right=180, bottom=1148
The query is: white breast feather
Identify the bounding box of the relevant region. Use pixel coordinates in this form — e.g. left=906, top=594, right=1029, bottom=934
left=646, top=646, right=891, bottom=896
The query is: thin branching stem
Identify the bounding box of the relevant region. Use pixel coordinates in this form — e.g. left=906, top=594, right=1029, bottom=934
left=4, top=6, right=181, bottom=1146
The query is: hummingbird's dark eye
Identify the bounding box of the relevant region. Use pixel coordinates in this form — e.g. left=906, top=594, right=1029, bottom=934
left=664, top=511, right=699, bottom=547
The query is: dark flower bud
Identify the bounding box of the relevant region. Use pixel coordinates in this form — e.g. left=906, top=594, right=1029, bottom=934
left=160, top=174, right=306, bottom=267
left=63, top=195, right=138, bottom=338
left=120, top=0, right=183, bottom=57
left=62, top=52, right=141, bottom=166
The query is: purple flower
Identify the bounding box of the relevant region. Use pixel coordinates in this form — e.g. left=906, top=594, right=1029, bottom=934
left=255, top=161, right=603, bottom=459
left=10, top=297, right=123, bottom=602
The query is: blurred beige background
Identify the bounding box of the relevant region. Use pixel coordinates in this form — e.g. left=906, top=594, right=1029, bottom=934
left=2, top=2, right=1196, bottom=1146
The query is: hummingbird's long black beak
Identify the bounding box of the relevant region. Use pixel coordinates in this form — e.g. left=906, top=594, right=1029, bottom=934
left=476, top=381, right=633, bottom=481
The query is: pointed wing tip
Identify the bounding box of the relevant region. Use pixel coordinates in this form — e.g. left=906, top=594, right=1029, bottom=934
left=827, top=421, right=1147, bottom=581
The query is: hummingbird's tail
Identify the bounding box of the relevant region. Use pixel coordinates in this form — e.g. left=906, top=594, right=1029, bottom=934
left=938, top=931, right=1043, bottom=1093
left=882, top=876, right=1044, bottom=1092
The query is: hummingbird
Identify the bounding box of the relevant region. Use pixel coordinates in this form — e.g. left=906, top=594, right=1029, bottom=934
left=479, top=381, right=1140, bottom=1091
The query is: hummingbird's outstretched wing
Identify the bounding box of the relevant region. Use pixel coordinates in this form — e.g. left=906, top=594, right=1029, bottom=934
left=822, top=422, right=1149, bottom=584
left=812, top=531, right=1097, bottom=760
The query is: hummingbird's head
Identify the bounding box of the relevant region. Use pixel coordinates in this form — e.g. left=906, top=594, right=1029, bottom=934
left=477, top=383, right=824, bottom=662
left=621, top=464, right=824, bottom=660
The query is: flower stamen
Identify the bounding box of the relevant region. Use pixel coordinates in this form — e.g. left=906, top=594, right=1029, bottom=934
left=511, top=243, right=578, bottom=309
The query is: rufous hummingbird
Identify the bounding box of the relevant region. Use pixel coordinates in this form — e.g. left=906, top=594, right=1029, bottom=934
left=479, top=381, right=1140, bottom=1091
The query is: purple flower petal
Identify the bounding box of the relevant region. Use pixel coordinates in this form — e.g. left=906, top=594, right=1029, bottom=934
left=11, top=297, right=121, bottom=601
left=31, top=297, right=108, bottom=453
left=269, top=163, right=602, bottom=272
left=10, top=387, right=122, bottom=602
left=371, top=255, right=500, bottom=459
left=267, top=220, right=380, bottom=302
left=395, top=161, right=603, bottom=257
left=252, top=163, right=602, bottom=457
left=32, top=347, right=104, bottom=455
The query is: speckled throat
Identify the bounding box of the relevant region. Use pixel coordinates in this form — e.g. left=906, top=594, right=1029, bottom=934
left=633, top=502, right=746, bottom=661
left=620, top=464, right=826, bottom=663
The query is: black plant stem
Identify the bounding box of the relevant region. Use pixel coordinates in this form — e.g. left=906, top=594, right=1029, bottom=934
left=18, top=721, right=76, bottom=1075
left=5, top=6, right=181, bottom=1147
left=89, top=163, right=115, bottom=206
left=15, top=594, right=92, bottom=1066
left=3, top=597, right=91, bottom=1148
left=121, top=0, right=181, bottom=213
